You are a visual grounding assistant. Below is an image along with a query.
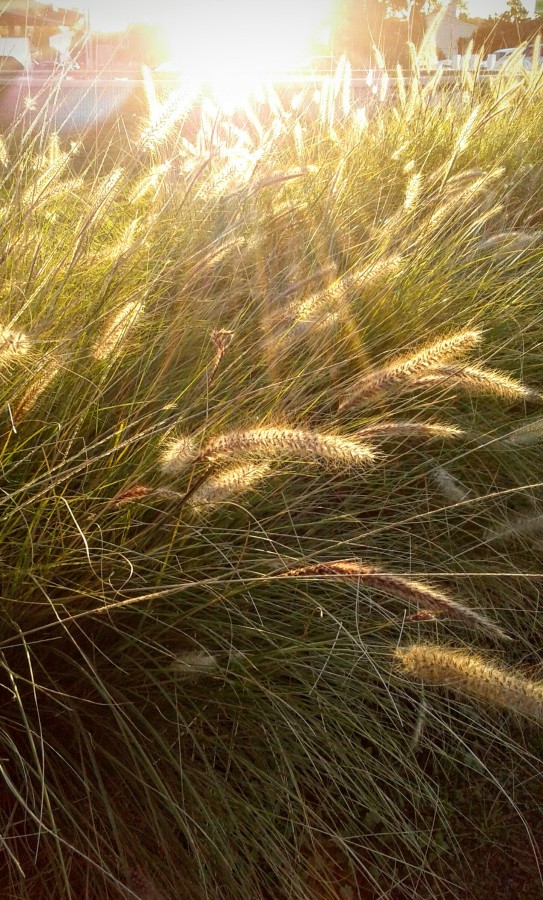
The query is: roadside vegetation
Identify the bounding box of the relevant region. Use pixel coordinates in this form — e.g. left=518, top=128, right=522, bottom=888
left=1, top=39, right=543, bottom=899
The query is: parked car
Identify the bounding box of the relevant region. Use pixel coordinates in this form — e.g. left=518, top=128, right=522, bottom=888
left=482, top=46, right=543, bottom=71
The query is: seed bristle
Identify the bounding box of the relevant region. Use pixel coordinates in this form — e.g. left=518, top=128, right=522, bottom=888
left=202, top=428, right=377, bottom=469
left=281, top=562, right=507, bottom=641
left=395, top=644, right=543, bottom=720
left=358, top=421, right=464, bottom=440
left=340, top=328, right=483, bottom=410
left=412, top=364, right=542, bottom=403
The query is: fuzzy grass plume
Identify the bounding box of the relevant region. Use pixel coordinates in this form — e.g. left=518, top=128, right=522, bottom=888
left=501, top=416, right=543, bottom=446
left=396, top=645, right=543, bottom=721
left=202, top=427, right=377, bottom=469
left=339, top=328, right=483, bottom=410
left=188, top=462, right=272, bottom=510
left=0, top=325, right=29, bottom=368
left=92, top=300, right=144, bottom=361
left=357, top=420, right=464, bottom=441
left=410, top=364, right=542, bottom=403
left=431, top=466, right=471, bottom=503
left=281, top=562, right=507, bottom=641
left=159, top=435, right=200, bottom=475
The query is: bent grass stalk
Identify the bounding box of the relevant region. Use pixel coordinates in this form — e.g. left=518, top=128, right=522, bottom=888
left=357, top=421, right=464, bottom=441
left=202, top=427, right=377, bottom=469
left=395, top=645, right=543, bottom=720
left=281, top=562, right=508, bottom=641
left=411, top=364, right=542, bottom=403
left=339, top=328, right=483, bottom=410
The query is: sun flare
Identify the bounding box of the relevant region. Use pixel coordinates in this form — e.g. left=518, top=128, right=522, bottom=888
left=166, top=3, right=331, bottom=72
left=90, top=0, right=337, bottom=98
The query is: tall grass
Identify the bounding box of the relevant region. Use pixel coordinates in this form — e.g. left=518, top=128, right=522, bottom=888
left=1, top=43, right=543, bottom=898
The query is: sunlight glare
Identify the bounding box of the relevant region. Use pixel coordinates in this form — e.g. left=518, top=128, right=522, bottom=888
left=160, top=2, right=334, bottom=107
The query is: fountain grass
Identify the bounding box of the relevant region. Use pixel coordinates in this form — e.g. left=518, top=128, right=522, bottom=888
left=1, top=45, right=543, bottom=899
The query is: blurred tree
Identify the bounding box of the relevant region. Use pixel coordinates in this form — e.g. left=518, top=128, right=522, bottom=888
left=472, top=13, right=541, bottom=51
left=504, top=0, right=529, bottom=21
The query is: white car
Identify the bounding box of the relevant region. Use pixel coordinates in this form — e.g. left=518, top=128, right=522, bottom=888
left=483, top=47, right=542, bottom=71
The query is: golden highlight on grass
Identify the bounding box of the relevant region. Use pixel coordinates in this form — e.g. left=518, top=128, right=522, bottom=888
left=92, top=300, right=144, bottom=361
left=130, top=162, right=171, bottom=204
left=395, top=644, right=543, bottom=720
left=404, top=172, right=422, bottom=210
left=412, top=364, right=542, bottom=403
left=0, top=325, right=29, bottom=368
left=13, top=358, right=61, bottom=421
left=189, top=462, right=272, bottom=510
left=202, top=427, right=377, bottom=468
left=339, top=328, right=483, bottom=409
left=281, top=561, right=507, bottom=641
left=358, top=421, right=464, bottom=441
left=159, top=435, right=199, bottom=475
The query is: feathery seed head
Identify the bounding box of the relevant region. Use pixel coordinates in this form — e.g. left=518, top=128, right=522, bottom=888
left=203, top=428, right=377, bottom=469
left=340, top=328, right=483, bottom=410
left=476, top=230, right=542, bottom=253
left=0, top=326, right=29, bottom=366
left=189, top=462, right=272, bottom=510
left=13, top=358, right=61, bottom=420
left=291, top=259, right=401, bottom=335
left=412, top=364, right=542, bottom=403
left=115, top=485, right=154, bottom=506
left=432, top=466, right=471, bottom=503
left=358, top=421, right=464, bottom=441
left=428, top=167, right=503, bottom=229
left=282, top=562, right=506, bottom=640
left=93, top=300, right=143, bottom=362
left=174, top=651, right=219, bottom=675
left=395, top=645, right=543, bottom=720
left=159, top=435, right=199, bottom=475
left=502, top=417, right=543, bottom=447
left=485, top=512, right=543, bottom=544
left=404, top=172, right=422, bottom=210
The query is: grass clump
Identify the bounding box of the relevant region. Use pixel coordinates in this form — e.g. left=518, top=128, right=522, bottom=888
left=1, top=41, right=543, bottom=899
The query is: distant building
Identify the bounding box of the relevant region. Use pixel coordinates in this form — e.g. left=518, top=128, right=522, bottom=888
left=432, top=2, right=476, bottom=59
left=0, top=1, right=83, bottom=66
left=0, top=1, right=81, bottom=34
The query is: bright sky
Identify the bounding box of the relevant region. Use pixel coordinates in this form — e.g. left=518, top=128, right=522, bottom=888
left=84, top=0, right=538, bottom=32
left=468, top=0, right=532, bottom=15
left=84, top=1, right=334, bottom=75
left=85, top=1, right=331, bottom=36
